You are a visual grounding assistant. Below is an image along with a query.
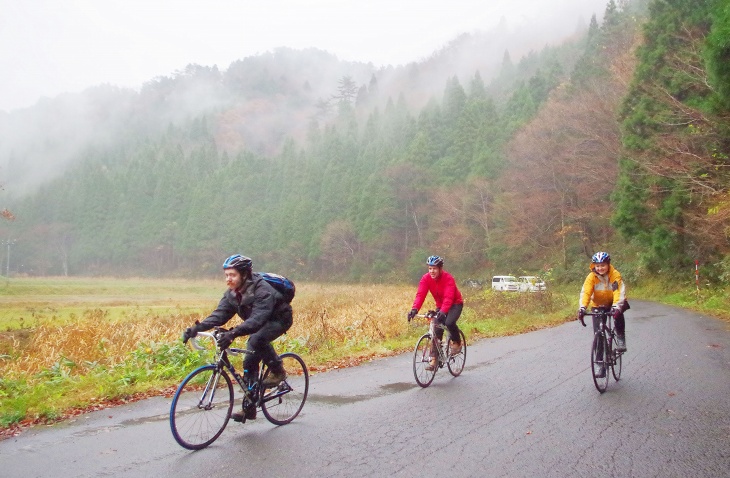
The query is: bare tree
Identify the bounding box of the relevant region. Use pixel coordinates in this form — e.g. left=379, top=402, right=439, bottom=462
left=320, top=220, right=359, bottom=268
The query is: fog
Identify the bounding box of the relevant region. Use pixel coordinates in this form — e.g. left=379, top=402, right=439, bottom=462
left=1, top=0, right=609, bottom=112
left=0, top=0, right=610, bottom=197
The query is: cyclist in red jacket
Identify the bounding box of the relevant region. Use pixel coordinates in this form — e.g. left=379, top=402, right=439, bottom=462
left=408, top=255, right=464, bottom=370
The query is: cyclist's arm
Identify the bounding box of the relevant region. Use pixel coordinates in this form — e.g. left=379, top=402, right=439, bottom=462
left=579, top=273, right=594, bottom=308
left=609, top=268, right=627, bottom=310
left=411, top=274, right=429, bottom=311
left=198, top=293, right=237, bottom=330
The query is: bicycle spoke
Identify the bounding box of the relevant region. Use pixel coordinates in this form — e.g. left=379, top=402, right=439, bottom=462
left=612, top=346, right=623, bottom=381
left=413, top=334, right=437, bottom=387
left=447, top=330, right=467, bottom=377
left=591, top=333, right=609, bottom=393
left=170, top=365, right=233, bottom=450
left=261, top=353, right=308, bottom=425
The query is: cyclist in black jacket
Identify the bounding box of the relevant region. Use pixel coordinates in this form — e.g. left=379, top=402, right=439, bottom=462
left=181, top=254, right=293, bottom=421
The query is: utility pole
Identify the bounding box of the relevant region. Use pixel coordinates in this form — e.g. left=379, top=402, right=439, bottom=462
left=2, top=239, right=16, bottom=276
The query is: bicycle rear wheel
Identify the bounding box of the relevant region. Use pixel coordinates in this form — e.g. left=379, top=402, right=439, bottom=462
left=447, top=330, right=467, bottom=376
left=170, top=364, right=233, bottom=450
left=591, top=333, right=609, bottom=393
left=413, top=334, right=437, bottom=387
left=261, top=353, right=309, bottom=425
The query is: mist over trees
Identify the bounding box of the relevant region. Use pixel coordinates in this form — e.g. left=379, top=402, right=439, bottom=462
left=1, top=0, right=728, bottom=284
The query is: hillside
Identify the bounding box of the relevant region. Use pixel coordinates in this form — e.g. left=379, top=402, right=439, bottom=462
left=1, top=0, right=728, bottom=284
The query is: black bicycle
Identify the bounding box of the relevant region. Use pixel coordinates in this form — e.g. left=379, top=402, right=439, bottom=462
left=581, top=308, right=623, bottom=393
left=169, top=329, right=309, bottom=450
left=412, top=310, right=467, bottom=387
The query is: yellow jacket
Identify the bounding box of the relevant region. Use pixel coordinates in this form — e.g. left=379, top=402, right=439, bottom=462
left=579, top=264, right=627, bottom=310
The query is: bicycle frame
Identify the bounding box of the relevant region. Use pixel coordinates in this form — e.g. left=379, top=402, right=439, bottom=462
left=191, top=331, right=290, bottom=410
left=428, top=320, right=450, bottom=364
left=586, top=309, right=617, bottom=352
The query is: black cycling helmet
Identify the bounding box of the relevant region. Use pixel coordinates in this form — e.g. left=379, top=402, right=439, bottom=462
left=591, top=251, right=610, bottom=264
left=426, top=255, right=444, bottom=267
left=222, top=254, right=253, bottom=272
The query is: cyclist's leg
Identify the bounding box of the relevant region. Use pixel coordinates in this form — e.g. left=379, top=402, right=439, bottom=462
left=446, top=306, right=467, bottom=377
left=615, top=311, right=627, bottom=351
left=247, top=308, right=291, bottom=369
left=247, top=327, right=282, bottom=371
left=445, top=303, right=463, bottom=345
left=242, top=346, right=260, bottom=382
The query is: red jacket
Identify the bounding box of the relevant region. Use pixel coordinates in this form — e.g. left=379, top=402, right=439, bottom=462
left=412, top=270, right=464, bottom=314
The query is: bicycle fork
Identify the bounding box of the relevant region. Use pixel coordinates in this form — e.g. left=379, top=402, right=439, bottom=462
left=199, top=370, right=222, bottom=411
left=424, top=322, right=452, bottom=369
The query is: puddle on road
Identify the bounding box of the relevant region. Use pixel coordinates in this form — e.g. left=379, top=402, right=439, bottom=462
left=308, top=382, right=413, bottom=406
left=69, top=382, right=414, bottom=437
left=380, top=382, right=411, bottom=393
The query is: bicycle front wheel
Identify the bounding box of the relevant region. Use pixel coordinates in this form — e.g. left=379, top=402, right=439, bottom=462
left=611, top=341, right=623, bottom=381
left=447, top=330, right=467, bottom=377
left=170, top=364, right=233, bottom=450
left=261, top=353, right=309, bottom=425
left=591, top=333, right=609, bottom=393
left=413, top=334, right=437, bottom=387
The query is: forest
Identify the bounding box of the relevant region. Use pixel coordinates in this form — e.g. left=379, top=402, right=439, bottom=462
left=0, top=0, right=728, bottom=285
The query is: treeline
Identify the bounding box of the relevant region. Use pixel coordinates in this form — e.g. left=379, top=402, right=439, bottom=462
left=3, top=0, right=729, bottom=285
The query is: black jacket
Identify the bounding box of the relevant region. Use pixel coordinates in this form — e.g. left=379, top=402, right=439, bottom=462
left=198, top=273, right=292, bottom=336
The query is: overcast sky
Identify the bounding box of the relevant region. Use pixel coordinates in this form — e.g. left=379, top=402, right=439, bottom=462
left=0, top=0, right=608, bottom=112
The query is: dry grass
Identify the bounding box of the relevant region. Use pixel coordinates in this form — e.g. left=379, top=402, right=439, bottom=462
left=0, top=281, right=429, bottom=379
left=0, top=277, right=576, bottom=433
left=1, top=281, right=571, bottom=381
left=1, top=311, right=201, bottom=377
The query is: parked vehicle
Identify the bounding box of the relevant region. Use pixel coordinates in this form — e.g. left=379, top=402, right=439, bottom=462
left=491, top=275, right=519, bottom=291
left=518, top=276, right=547, bottom=292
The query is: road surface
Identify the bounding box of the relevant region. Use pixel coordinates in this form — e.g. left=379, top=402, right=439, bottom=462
left=1, top=300, right=729, bottom=477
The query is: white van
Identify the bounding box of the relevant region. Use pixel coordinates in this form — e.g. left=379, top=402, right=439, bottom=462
left=518, top=276, right=547, bottom=292
left=491, top=275, right=519, bottom=291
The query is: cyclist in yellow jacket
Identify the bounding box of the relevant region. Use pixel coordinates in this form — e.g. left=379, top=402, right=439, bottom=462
left=577, top=252, right=629, bottom=354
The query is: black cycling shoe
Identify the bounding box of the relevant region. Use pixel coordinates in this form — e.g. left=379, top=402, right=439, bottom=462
left=231, top=406, right=257, bottom=422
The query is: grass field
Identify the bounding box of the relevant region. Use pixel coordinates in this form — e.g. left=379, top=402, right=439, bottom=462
left=1, top=275, right=727, bottom=435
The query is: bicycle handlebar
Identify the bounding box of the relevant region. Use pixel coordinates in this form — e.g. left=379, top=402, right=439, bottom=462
left=415, top=310, right=438, bottom=319
left=190, top=329, right=246, bottom=355
left=190, top=331, right=216, bottom=351
left=411, top=311, right=449, bottom=332
left=579, top=308, right=611, bottom=327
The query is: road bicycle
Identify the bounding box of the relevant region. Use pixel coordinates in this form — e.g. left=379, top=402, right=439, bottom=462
left=169, top=329, right=309, bottom=450
left=412, top=310, right=467, bottom=387
left=581, top=308, right=623, bottom=393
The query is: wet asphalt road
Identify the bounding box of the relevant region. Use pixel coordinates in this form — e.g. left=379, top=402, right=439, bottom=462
left=1, top=300, right=729, bottom=478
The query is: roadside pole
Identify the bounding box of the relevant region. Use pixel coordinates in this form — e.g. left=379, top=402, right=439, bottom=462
left=695, top=260, right=700, bottom=301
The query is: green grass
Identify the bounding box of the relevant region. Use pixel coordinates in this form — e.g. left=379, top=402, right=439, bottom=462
left=0, top=277, right=220, bottom=329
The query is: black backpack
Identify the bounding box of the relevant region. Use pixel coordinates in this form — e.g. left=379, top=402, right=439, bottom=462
left=258, top=272, right=296, bottom=303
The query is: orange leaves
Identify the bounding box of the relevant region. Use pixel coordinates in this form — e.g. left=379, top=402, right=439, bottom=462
left=1, top=208, right=15, bottom=221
